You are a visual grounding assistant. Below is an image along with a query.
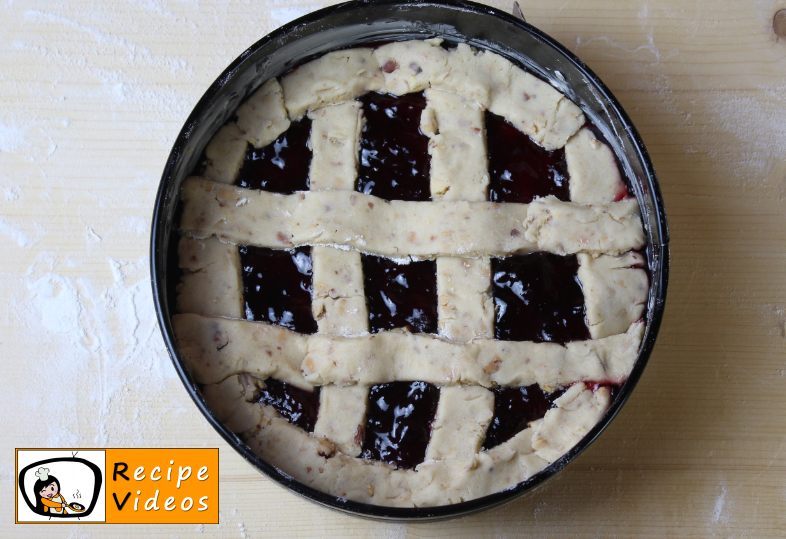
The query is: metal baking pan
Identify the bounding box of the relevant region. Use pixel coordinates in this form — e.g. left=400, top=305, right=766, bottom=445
left=151, top=0, right=669, bottom=521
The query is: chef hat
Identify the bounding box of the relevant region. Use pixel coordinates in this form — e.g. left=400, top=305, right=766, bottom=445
left=35, top=467, right=50, bottom=482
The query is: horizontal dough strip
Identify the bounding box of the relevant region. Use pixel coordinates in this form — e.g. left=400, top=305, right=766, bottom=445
left=173, top=313, right=643, bottom=390
left=179, top=177, right=645, bottom=257
left=205, top=375, right=608, bottom=507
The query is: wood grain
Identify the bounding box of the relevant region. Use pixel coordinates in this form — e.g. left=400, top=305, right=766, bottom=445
left=2, top=0, right=785, bottom=537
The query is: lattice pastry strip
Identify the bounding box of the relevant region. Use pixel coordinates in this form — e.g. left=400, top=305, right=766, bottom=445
left=523, top=195, right=644, bottom=255
left=313, top=385, right=369, bottom=458
left=530, top=382, right=611, bottom=462
left=309, top=243, right=370, bottom=456
left=236, top=78, right=291, bottom=149
left=281, top=48, right=383, bottom=120
left=421, top=86, right=495, bottom=345
left=372, top=38, right=450, bottom=96
left=173, top=313, right=643, bottom=389
left=421, top=88, right=488, bottom=201
left=180, top=177, right=644, bottom=257
left=311, top=246, right=369, bottom=336
left=202, top=374, right=266, bottom=433
left=565, top=126, right=627, bottom=205
left=307, top=100, right=364, bottom=191
left=176, top=236, right=243, bottom=319
left=577, top=252, right=649, bottom=340
left=172, top=313, right=312, bottom=390
left=424, top=386, right=494, bottom=461
left=563, top=127, right=649, bottom=339
left=203, top=123, right=247, bottom=185
left=203, top=78, right=291, bottom=185
left=436, top=257, right=494, bottom=343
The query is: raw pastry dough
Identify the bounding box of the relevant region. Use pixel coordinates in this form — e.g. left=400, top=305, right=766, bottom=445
left=172, top=313, right=311, bottom=389
left=180, top=177, right=645, bottom=257
left=424, top=385, right=494, bottom=461
left=203, top=123, right=247, bottom=184
left=176, top=236, right=243, bottom=319
left=173, top=313, right=643, bottom=390
left=308, top=101, right=364, bottom=191
left=531, top=383, right=611, bottom=463
left=525, top=196, right=645, bottom=255
left=566, top=127, right=626, bottom=204
left=422, top=88, right=489, bottom=201
left=311, top=246, right=369, bottom=336
left=313, top=385, right=369, bottom=458
left=373, top=39, right=450, bottom=96
left=578, top=252, right=648, bottom=339
left=281, top=49, right=383, bottom=119
left=436, top=257, right=494, bottom=342
left=236, top=79, right=291, bottom=148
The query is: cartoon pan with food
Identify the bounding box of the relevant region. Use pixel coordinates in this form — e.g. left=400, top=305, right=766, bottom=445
left=33, top=467, right=86, bottom=515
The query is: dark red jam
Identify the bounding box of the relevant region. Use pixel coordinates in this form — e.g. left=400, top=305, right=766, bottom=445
left=256, top=378, right=321, bottom=432
left=356, top=92, right=431, bottom=201
left=492, top=253, right=590, bottom=344
left=361, top=381, right=440, bottom=469
left=234, top=118, right=312, bottom=193
left=238, top=245, right=317, bottom=334
left=482, top=385, right=566, bottom=450
left=362, top=255, right=438, bottom=334
left=486, top=111, right=570, bottom=203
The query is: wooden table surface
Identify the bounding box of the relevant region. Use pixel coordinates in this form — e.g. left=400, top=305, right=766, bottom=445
left=2, top=0, right=785, bottom=537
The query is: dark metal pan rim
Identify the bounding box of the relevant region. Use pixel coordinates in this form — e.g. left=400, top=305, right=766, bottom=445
left=151, top=0, right=669, bottom=522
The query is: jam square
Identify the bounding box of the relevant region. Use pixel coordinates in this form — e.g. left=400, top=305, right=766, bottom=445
left=362, top=255, right=438, bottom=334
left=235, top=118, right=312, bottom=193
left=361, top=381, right=440, bottom=469
left=482, top=385, right=566, bottom=450
left=492, top=253, right=589, bottom=344
left=356, top=92, right=431, bottom=201
left=486, top=111, right=569, bottom=203
left=239, top=245, right=317, bottom=334
left=256, top=378, right=321, bottom=432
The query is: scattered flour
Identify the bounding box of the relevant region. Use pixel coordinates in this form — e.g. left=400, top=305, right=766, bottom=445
left=712, top=486, right=727, bottom=524
left=0, top=217, right=31, bottom=247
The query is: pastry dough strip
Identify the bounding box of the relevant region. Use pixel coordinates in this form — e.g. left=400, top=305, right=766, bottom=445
left=173, top=313, right=643, bottom=390
left=179, top=177, right=644, bottom=257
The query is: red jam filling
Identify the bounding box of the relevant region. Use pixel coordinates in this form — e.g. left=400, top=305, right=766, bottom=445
left=492, top=253, right=590, bottom=344
left=486, top=111, right=569, bottom=203
left=238, top=245, right=317, bottom=335
left=361, top=381, right=440, bottom=469
left=235, top=118, right=312, bottom=193
left=362, top=255, right=438, bottom=334
left=356, top=92, right=431, bottom=201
